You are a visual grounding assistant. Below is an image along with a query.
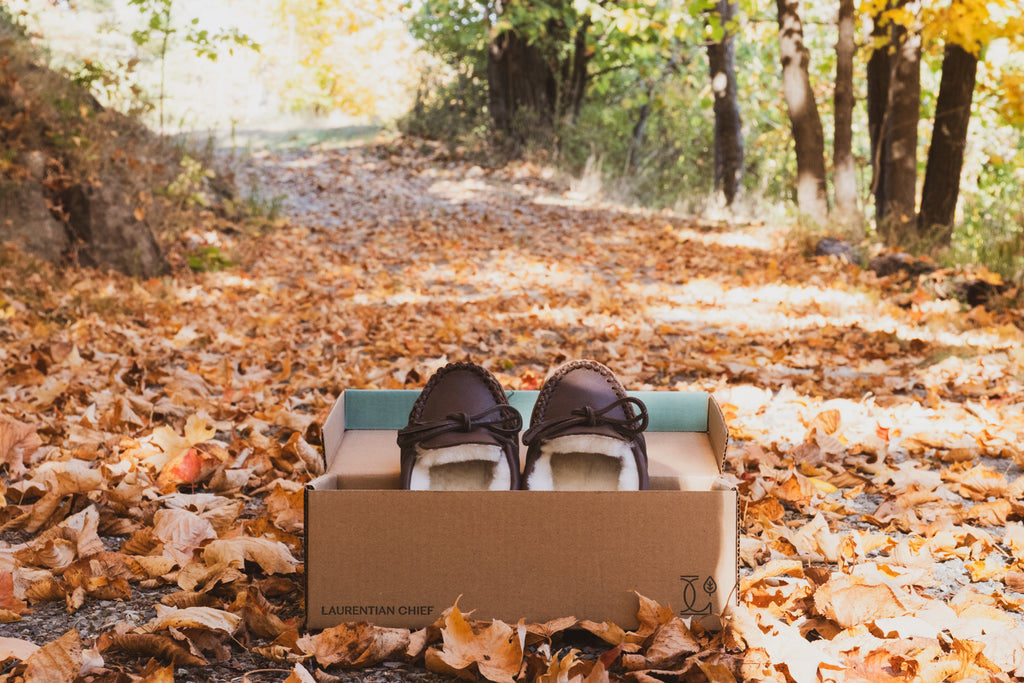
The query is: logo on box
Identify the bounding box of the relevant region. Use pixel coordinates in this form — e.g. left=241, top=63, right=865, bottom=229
left=678, top=575, right=717, bottom=615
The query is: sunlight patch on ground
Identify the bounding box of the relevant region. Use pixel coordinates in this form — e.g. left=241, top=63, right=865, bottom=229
left=428, top=178, right=492, bottom=199
left=674, top=227, right=776, bottom=251
left=280, top=153, right=335, bottom=170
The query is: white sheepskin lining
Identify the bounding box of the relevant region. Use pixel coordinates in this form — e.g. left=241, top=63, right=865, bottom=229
left=526, top=434, right=639, bottom=491
left=410, top=444, right=511, bottom=491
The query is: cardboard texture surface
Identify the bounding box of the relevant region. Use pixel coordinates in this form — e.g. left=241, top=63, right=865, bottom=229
left=306, top=389, right=737, bottom=631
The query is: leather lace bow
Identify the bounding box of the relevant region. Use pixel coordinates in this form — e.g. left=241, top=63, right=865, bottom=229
left=397, top=404, right=523, bottom=449
left=522, top=396, right=649, bottom=445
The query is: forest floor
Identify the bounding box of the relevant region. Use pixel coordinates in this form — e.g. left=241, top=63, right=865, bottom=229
left=3, top=136, right=1024, bottom=682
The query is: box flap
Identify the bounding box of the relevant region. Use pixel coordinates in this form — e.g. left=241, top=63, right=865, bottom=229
left=323, top=390, right=729, bottom=484
left=707, top=395, right=729, bottom=471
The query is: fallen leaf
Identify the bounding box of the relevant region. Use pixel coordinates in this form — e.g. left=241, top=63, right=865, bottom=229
left=99, top=633, right=207, bottom=667
left=136, top=605, right=242, bottom=635
left=425, top=601, right=525, bottom=683
left=644, top=617, right=701, bottom=669
left=297, top=621, right=410, bottom=668
left=202, top=536, right=299, bottom=574
left=284, top=662, right=318, bottom=683
left=813, top=574, right=913, bottom=628
left=0, top=636, right=39, bottom=662
left=22, top=628, right=82, bottom=683
left=152, top=508, right=218, bottom=565
left=0, top=414, right=42, bottom=478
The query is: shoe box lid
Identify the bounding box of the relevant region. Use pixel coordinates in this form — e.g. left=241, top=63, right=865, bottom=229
left=317, top=390, right=729, bottom=491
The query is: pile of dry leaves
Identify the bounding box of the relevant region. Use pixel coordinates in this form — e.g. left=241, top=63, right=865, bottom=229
left=3, top=138, right=1024, bottom=682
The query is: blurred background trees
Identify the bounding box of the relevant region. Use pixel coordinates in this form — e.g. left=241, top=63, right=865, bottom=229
left=4, top=0, right=1024, bottom=280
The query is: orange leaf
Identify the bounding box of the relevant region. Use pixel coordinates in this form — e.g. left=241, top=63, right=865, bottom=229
left=0, top=572, right=29, bottom=615
left=426, top=601, right=525, bottom=683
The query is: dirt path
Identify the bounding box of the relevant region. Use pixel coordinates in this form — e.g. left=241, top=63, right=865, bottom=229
left=3, top=137, right=1024, bottom=680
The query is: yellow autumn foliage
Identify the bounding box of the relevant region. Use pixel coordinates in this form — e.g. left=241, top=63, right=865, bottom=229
left=262, top=0, right=420, bottom=118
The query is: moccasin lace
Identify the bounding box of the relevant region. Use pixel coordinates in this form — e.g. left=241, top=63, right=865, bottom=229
left=397, top=404, right=523, bottom=449
left=522, top=396, right=648, bottom=446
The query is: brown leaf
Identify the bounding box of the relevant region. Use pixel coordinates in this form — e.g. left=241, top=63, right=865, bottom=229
left=813, top=575, right=913, bottom=628
left=535, top=648, right=604, bottom=683
left=633, top=593, right=674, bottom=639
left=99, top=633, right=207, bottom=667
left=807, top=409, right=840, bottom=436
left=576, top=620, right=633, bottom=650
left=175, top=560, right=245, bottom=593
left=24, top=577, right=66, bottom=604
left=284, top=662, right=318, bottom=683
left=0, top=414, right=42, bottom=478
left=33, top=537, right=78, bottom=571
left=121, top=527, right=163, bottom=557
left=136, top=605, right=242, bottom=635
left=152, top=508, right=217, bottom=565
left=252, top=628, right=308, bottom=664
left=125, top=554, right=177, bottom=579
left=160, top=590, right=221, bottom=609
left=229, top=586, right=292, bottom=639
left=964, top=498, right=1012, bottom=526
left=525, top=615, right=578, bottom=646
left=0, top=635, right=39, bottom=662
left=202, top=536, right=299, bottom=575
left=266, top=481, right=306, bottom=533
left=282, top=432, right=325, bottom=477
left=0, top=571, right=29, bottom=615
left=22, top=628, right=82, bottom=683
left=644, top=618, right=701, bottom=669
left=297, top=621, right=410, bottom=668
left=133, top=659, right=175, bottom=683
left=0, top=607, right=23, bottom=623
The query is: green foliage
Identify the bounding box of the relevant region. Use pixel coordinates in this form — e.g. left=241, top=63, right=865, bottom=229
left=953, top=154, right=1024, bottom=282
left=187, top=245, right=236, bottom=272
left=127, top=0, right=260, bottom=61
left=125, top=0, right=259, bottom=129
left=399, top=66, right=490, bottom=149
left=162, top=154, right=214, bottom=208
left=243, top=176, right=287, bottom=222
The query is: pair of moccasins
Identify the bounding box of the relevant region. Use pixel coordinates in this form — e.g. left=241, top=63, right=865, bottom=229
left=396, top=360, right=649, bottom=491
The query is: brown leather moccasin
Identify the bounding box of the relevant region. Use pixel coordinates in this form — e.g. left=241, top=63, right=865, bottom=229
left=397, top=362, right=522, bottom=490
left=521, top=360, right=649, bottom=490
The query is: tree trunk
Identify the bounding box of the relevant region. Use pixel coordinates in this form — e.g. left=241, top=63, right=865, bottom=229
left=918, top=43, right=978, bottom=245
left=561, top=14, right=591, bottom=125
left=775, top=0, right=828, bottom=223
left=833, top=0, right=859, bottom=231
left=487, top=29, right=557, bottom=142
left=881, top=20, right=921, bottom=244
left=707, top=0, right=744, bottom=206
left=626, top=85, right=654, bottom=173
left=866, top=6, right=891, bottom=224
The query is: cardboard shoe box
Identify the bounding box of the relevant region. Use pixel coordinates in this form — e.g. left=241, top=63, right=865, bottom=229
left=305, top=389, right=736, bottom=631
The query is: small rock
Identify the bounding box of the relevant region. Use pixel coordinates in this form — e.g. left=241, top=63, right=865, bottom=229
left=814, top=237, right=861, bottom=265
